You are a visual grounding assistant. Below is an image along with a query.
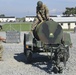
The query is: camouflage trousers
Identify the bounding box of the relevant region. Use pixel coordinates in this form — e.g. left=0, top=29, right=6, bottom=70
left=31, top=18, right=41, bottom=30
left=31, top=18, right=39, bottom=30
left=0, top=43, right=3, bottom=59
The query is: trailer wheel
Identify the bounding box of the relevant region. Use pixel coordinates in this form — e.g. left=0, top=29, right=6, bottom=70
left=24, top=34, right=26, bottom=55
left=66, top=46, right=69, bottom=61
left=60, top=46, right=69, bottom=62
left=26, top=50, right=32, bottom=63
left=53, top=66, right=58, bottom=74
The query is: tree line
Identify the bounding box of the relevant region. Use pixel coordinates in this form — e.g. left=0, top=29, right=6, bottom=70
left=0, top=14, right=5, bottom=17
left=62, top=7, right=76, bottom=16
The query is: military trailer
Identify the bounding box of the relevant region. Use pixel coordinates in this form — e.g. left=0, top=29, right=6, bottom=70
left=24, top=20, right=72, bottom=73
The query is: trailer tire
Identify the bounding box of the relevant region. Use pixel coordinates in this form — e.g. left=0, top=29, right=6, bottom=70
left=26, top=50, right=32, bottom=63
left=24, top=34, right=26, bottom=55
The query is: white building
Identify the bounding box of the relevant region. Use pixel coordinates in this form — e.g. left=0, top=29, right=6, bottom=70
left=0, top=16, right=16, bottom=22
left=50, top=16, right=76, bottom=29
left=25, top=16, right=76, bottom=29
left=25, top=16, right=35, bottom=22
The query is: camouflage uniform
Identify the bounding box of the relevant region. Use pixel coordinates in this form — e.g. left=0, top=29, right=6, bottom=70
left=31, top=2, right=49, bottom=30
left=0, top=41, right=3, bottom=61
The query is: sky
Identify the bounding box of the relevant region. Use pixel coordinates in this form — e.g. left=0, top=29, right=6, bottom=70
left=0, top=0, right=76, bottom=17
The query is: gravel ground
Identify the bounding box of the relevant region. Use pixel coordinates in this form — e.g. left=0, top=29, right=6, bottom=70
left=0, top=31, right=76, bottom=75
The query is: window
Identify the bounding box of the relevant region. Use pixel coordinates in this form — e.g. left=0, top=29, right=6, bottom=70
left=68, top=23, right=70, bottom=25
left=61, top=23, right=63, bottom=26
left=68, top=23, right=70, bottom=29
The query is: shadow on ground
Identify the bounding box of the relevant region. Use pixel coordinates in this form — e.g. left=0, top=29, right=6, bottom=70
left=14, top=53, right=27, bottom=63
left=14, top=53, right=58, bottom=74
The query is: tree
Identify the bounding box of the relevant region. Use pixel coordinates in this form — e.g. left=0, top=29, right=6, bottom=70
left=0, top=14, right=5, bottom=17
left=63, top=7, right=76, bottom=16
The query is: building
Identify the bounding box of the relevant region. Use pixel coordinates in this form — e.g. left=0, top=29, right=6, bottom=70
left=50, top=16, right=76, bottom=29
left=25, top=16, right=76, bottom=29
left=0, top=16, right=16, bottom=22
left=25, top=16, right=35, bottom=22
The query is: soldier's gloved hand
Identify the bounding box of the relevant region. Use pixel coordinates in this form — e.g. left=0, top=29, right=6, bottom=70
left=46, top=17, right=50, bottom=21
left=40, top=19, right=44, bottom=22
left=42, top=20, right=44, bottom=22
left=50, top=18, right=53, bottom=21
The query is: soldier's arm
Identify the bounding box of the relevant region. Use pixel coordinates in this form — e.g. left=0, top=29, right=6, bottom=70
left=0, top=36, right=6, bottom=41
left=36, top=7, right=44, bottom=22
left=44, top=5, right=49, bottom=20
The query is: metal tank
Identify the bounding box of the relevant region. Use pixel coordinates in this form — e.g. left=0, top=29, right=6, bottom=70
left=34, top=20, right=63, bottom=44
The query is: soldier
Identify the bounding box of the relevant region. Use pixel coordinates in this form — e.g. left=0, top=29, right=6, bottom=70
left=0, top=36, right=5, bottom=61
left=31, top=1, right=50, bottom=30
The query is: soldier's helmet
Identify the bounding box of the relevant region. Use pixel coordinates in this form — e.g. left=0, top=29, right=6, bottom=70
left=37, top=1, right=43, bottom=7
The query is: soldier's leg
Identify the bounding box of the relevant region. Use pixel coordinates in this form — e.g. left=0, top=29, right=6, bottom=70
left=0, top=44, right=4, bottom=61
left=31, top=18, right=39, bottom=30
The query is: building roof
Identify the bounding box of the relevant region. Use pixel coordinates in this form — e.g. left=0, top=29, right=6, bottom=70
left=26, top=16, right=36, bottom=18
left=25, top=15, right=76, bottom=23
left=51, top=17, right=76, bottom=23
left=0, top=16, right=15, bottom=18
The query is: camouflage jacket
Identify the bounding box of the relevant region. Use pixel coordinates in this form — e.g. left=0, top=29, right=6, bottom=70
left=36, top=4, right=49, bottom=21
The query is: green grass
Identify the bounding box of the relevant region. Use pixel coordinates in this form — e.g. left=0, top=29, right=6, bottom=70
left=2, top=22, right=32, bottom=31
left=63, top=29, right=74, bottom=31
left=1, top=22, right=74, bottom=32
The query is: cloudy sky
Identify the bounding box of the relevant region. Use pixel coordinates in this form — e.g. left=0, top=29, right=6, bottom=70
left=0, top=0, right=76, bottom=17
